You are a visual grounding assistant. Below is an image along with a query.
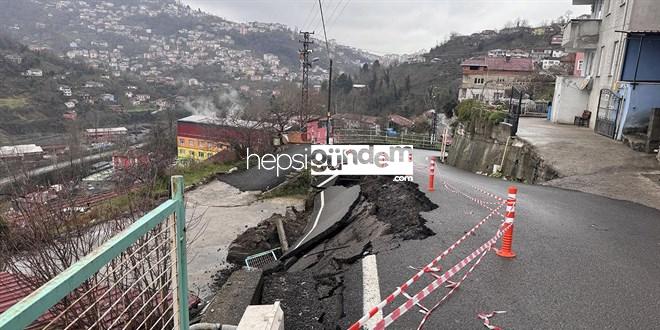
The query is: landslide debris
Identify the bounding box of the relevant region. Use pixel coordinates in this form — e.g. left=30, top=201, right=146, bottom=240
left=361, top=176, right=437, bottom=240
left=260, top=176, right=438, bottom=329
left=226, top=206, right=308, bottom=265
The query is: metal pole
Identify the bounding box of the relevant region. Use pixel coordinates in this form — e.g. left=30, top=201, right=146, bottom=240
left=274, top=216, right=289, bottom=252
left=440, top=128, right=448, bottom=163
left=171, top=176, right=189, bottom=329
left=326, top=59, right=333, bottom=144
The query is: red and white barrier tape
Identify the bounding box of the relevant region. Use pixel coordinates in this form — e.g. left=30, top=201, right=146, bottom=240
left=470, top=185, right=506, bottom=203
left=444, top=182, right=503, bottom=207
left=416, top=246, right=492, bottom=329
left=372, top=222, right=512, bottom=330
left=477, top=311, right=507, bottom=330
left=347, top=203, right=505, bottom=330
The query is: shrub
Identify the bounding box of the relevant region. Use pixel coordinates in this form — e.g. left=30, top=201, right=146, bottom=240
left=456, top=99, right=485, bottom=122
left=487, top=111, right=507, bottom=124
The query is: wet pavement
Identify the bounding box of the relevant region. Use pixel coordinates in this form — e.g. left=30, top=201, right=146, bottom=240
left=219, top=144, right=309, bottom=191
left=341, top=148, right=660, bottom=329
left=517, top=117, right=660, bottom=210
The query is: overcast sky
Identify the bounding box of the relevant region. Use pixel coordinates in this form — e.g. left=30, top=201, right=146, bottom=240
left=183, top=0, right=589, bottom=55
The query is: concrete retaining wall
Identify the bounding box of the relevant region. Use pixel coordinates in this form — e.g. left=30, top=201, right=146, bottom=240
left=447, top=121, right=559, bottom=183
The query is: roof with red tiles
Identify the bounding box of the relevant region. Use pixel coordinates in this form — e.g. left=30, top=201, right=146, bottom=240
left=388, top=114, right=415, bottom=128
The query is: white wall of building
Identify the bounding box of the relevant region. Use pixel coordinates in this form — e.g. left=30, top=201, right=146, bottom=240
left=551, top=76, right=591, bottom=124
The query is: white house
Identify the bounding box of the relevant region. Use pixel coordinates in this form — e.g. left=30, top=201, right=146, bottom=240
left=26, top=69, right=43, bottom=77
left=552, top=0, right=660, bottom=143
left=542, top=59, right=561, bottom=70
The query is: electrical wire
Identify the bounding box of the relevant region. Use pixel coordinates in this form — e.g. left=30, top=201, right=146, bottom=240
left=325, top=0, right=344, bottom=28
left=328, top=0, right=351, bottom=31
left=300, top=1, right=317, bottom=31
left=311, top=0, right=326, bottom=34
left=318, top=0, right=331, bottom=59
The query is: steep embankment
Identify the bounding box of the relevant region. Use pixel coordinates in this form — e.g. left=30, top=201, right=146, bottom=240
left=447, top=119, right=559, bottom=183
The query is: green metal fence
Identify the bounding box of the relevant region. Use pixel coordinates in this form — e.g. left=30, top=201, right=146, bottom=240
left=334, top=129, right=442, bottom=150
left=0, top=176, right=189, bottom=330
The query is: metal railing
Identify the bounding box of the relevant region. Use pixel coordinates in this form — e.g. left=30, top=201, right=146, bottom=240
left=334, top=129, right=442, bottom=150
left=245, top=247, right=281, bottom=271
left=0, top=176, right=189, bottom=330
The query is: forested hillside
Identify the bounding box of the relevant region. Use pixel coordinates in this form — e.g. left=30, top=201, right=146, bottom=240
left=334, top=24, right=564, bottom=118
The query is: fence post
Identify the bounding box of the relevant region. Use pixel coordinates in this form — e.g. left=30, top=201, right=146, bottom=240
left=171, top=176, right=189, bottom=329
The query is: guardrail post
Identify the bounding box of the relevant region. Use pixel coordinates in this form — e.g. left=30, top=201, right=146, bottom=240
left=171, top=176, right=189, bottom=329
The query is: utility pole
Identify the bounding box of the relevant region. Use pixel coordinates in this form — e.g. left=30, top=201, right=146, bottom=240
left=326, top=59, right=333, bottom=144
left=430, top=109, right=438, bottom=142
left=299, top=31, right=314, bottom=128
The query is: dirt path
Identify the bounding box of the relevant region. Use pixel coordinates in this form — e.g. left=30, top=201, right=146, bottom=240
left=184, top=179, right=304, bottom=300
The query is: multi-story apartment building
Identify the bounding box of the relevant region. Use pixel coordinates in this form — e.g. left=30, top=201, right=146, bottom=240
left=458, top=57, right=535, bottom=104
left=552, top=0, right=660, bottom=146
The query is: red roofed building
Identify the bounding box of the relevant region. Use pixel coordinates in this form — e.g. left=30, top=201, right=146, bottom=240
left=0, top=271, right=201, bottom=328
left=458, top=56, right=536, bottom=104
left=0, top=272, right=53, bottom=329
left=387, top=114, right=415, bottom=134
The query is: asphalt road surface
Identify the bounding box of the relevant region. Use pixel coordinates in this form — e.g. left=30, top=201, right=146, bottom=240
left=343, top=148, right=660, bottom=329
left=288, top=185, right=360, bottom=254
left=219, top=144, right=309, bottom=191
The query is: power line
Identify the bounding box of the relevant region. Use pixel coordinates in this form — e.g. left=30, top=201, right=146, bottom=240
left=300, top=1, right=317, bottom=31
left=325, top=0, right=344, bottom=28
left=311, top=0, right=326, bottom=34
left=328, top=0, right=350, bottom=30
left=317, top=0, right=333, bottom=144
left=318, top=0, right=331, bottom=59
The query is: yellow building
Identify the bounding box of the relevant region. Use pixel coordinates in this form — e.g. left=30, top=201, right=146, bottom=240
left=176, top=115, right=231, bottom=161
left=176, top=136, right=229, bottom=160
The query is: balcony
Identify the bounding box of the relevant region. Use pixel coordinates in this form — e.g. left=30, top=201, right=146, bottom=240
left=562, top=19, right=601, bottom=52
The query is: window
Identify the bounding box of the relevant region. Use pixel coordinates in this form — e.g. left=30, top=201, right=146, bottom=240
left=577, top=60, right=584, bottom=72
left=593, top=0, right=603, bottom=18
left=179, top=138, right=184, bottom=145
left=586, top=52, right=595, bottom=75
left=198, top=151, right=204, bottom=157
left=621, top=34, right=660, bottom=82
left=596, top=46, right=605, bottom=76
left=473, top=77, right=484, bottom=84
left=188, top=139, right=194, bottom=146
left=460, top=88, right=466, bottom=98
left=610, top=40, right=619, bottom=76
left=469, top=66, right=479, bottom=70
left=207, top=153, right=213, bottom=158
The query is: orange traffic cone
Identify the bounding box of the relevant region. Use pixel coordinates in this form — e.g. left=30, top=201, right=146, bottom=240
left=496, top=186, right=517, bottom=258
left=428, top=158, right=435, bottom=192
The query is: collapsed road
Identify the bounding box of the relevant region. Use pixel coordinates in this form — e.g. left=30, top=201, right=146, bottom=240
left=260, top=176, right=438, bottom=329
left=222, top=148, right=660, bottom=329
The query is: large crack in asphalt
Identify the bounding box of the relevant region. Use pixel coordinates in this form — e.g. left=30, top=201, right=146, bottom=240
left=260, top=176, right=438, bottom=329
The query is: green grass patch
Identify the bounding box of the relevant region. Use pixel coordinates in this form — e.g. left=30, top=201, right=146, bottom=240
left=0, top=97, right=29, bottom=109
left=169, top=159, right=245, bottom=188
left=126, top=105, right=157, bottom=113
left=262, top=169, right=311, bottom=199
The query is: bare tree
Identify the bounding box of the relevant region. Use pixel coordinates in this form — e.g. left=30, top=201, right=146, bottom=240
left=0, top=133, right=194, bottom=329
